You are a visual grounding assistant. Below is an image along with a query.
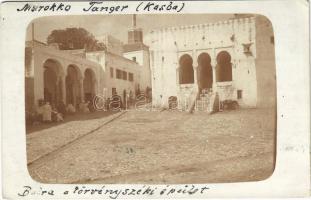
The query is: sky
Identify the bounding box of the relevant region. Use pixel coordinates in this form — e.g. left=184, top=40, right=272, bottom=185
left=26, top=14, right=235, bottom=43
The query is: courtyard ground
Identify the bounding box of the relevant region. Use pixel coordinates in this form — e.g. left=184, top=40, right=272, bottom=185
left=27, top=108, right=276, bottom=184
left=26, top=110, right=117, bottom=134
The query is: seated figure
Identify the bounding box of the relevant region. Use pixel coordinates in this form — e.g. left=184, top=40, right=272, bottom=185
left=79, top=101, right=90, bottom=113
left=66, top=103, right=76, bottom=114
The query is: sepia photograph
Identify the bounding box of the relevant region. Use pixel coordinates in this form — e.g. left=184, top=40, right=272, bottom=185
left=1, top=0, right=310, bottom=198
left=24, top=13, right=277, bottom=184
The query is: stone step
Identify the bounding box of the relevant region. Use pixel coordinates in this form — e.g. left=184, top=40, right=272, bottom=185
left=195, top=101, right=210, bottom=112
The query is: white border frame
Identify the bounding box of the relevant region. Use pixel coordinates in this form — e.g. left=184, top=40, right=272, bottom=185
left=1, top=0, right=310, bottom=198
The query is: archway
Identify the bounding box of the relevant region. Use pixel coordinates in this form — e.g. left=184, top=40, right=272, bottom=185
left=216, top=51, right=232, bottom=82
left=197, top=53, right=213, bottom=92
left=66, top=65, right=82, bottom=106
left=43, top=59, right=63, bottom=106
left=179, top=54, right=194, bottom=84
left=83, top=68, right=96, bottom=103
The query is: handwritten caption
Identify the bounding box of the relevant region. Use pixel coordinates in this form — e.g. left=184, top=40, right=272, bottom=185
left=16, top=1, right=185, bottom=13
left=18, top=185, right=209, bottom=199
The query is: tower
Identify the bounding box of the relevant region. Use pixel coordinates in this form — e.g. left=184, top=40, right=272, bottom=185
left=123, top=14, right=151, bottom=95
left=127, top=14, right=143, bottom=44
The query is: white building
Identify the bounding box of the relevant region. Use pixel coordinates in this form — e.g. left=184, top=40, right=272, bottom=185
left=25, top=41, right=104, bottom=110
left=25, top=20, right=152, bottom=111
left=86, top=42, right=141, bottom=104
left=144, top=15, right=276, bottom=111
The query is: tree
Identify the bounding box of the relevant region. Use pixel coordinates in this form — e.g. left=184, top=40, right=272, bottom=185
left=47, top=28, right=106, bottom=51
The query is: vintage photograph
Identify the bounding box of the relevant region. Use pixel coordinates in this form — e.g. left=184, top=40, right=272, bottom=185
left=24, top=14, right=276, bottom=184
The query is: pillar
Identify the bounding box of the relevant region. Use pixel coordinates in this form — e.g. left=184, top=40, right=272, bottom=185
left=93, top=79, right=97, bottom=96
left=80, top=77, right=84, bottom=103
left=193, top=50, right=198, bottom=85
left=55, top=76, right=60, bottom=104
left=193, top=65, right=198, bottom=85
left=34, top=57, right=45, bottom=106
left=72, top=80, right=76, bottom=106
left=211, top=59, right=217, bottom=92
left=61, top=75, right=66, bottom=104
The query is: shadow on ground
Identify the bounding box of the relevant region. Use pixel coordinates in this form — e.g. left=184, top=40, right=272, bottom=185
left=26, top=110, right=118, bottom=134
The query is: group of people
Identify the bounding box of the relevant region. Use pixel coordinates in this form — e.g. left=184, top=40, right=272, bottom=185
left=26, top=100, right=63, bottom=125
left=26, top=89, right=152, bottom=126
left=26, top=99, right=94, bottom=126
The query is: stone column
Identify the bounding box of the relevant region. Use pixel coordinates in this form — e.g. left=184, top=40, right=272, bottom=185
left=55, top=76, right=60, bottom=104
left=34, top=57, right=45, bottom=106
left=61, top=76, right=66, bottom=104
left=211, top=59, right=217, bottom=92
left=193, top=50, right=198, bottom=85
left=72, top=81, right=76, bottom=107
left=80, top=77, right=84, bottom=103
left=193, top=65, right=198, bottom=85
left=93, top=79, right=97, bottom=96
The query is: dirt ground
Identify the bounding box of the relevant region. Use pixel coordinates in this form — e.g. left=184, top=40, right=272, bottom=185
left=26, top=110, right=117, bottom=134
left=27, top=108, right=276, bottom=184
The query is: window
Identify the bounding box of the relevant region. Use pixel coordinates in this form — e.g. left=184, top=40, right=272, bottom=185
left=237, top=90, right=242, bottom=99
left=129, top=73, right=134, bottom=82
left=116, top=69, right=122, bottom=79
left=122, top=71, right=127, bottom=80
left=112, top=87, right=117, bottom=95
left=110, top=67, right=114, bottom=78
left=132, top=57, right=136, bottom=62
left=242, top=43, right=252, bottom=54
